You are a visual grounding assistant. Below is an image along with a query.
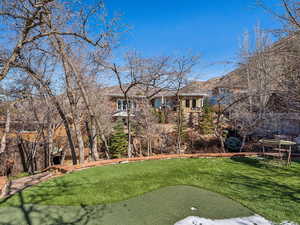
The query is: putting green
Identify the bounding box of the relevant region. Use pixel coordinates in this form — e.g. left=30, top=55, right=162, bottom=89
left=0, top=185, right=253, bottom=225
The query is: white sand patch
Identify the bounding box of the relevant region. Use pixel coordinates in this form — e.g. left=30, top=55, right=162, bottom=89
left=174, top=215, right=298, bottom=225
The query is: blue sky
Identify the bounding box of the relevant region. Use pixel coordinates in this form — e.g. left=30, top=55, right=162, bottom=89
left=105, top=0, right=281, bottom=80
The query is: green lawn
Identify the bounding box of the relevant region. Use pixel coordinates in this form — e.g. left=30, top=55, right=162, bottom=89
left=1, top=157, right=300, bottom=224
left=0, top=185, right=253, bottom=225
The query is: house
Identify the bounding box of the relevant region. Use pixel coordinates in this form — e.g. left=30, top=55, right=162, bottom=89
left=176, top=82, right=211, bottom=114
left=102, top=85, right=153, bottom=118
left=103, top=83, right=210, bottom=122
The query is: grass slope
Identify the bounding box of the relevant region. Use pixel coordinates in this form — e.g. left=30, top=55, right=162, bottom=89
left=0, top=186, right=253, bottom=225
left=1, top=157, right=300, bottom=223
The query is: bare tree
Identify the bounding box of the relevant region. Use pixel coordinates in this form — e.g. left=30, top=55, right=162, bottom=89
left=229, top=26, right=275, bottom=149
left=0, top=0, right=113, bottom=81
left=169, top=54, right=200, bottom=154
left=85, top=82, right=113, bottom=160
left=0, top=0, right=112, bottom=164
left=135, top=97, right=158, bottom=156
left=0, top=50, right=81, bottom=164
left=98, top=52, right=172, bottom=157
left=0, top=103, right=11, bottom=154
left=108, top=53, right=148, bottom=158
left=38, top=0, right=125, bottom=160
left=259, top=0, right=300, bottom=114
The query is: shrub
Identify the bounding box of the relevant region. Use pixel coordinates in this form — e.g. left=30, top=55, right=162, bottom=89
left=199, top=100, right=214, bottom=134
left=109, top=119, right=128, bottom=158
left=225, top=136, right=242, bottom=152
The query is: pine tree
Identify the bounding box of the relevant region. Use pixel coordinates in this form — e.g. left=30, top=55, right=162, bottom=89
left=199, top=100, right=214, bottom=135
left=110, top=119, right=128, bottom=158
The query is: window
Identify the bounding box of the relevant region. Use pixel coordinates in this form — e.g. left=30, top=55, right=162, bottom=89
left=192, top=99, right=197, bottom=108
left=117, top=99, right=136, bottom=111
left=117, top=100, right=122, bottom=110
left=123, top=101, right=127, bottom=111
left=185, top=99, right=190, bottom=108
left=219, top=88, right=230, bottom=94
left=154, top=98, right=162, bottom=108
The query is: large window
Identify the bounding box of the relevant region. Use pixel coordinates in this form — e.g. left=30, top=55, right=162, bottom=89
left=192, top=99, right=197, bottom=108
left=185, top=98, right=197, bottom=109
left=154, top=98, right=162, bottom=108
left=185, top=99, right=190, bottom=108
left=117, top=99, right=136, bottom=111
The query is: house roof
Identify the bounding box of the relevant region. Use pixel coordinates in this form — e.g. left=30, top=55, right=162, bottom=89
left=104, top=82, right=213, bottom=99
left=103, top=66, right=267, bottom=98
left=102, top=85, right=165, bottom=98
left=178, top=78, right=221, bottom=95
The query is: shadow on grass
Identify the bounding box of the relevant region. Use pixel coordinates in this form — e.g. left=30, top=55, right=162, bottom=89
left=230, top=156, right=300, bottom=175
left=227, top=172, right=300, bottom=203
left=0, top=178, right=107, bottom=225
left=208, top=157, right=300, bottom=222
left=230, top=156, right=265, bottom=168
left=1, top=157, right=300, bottom=224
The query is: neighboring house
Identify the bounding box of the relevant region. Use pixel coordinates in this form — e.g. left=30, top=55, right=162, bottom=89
left=103, top=83, right=210, bottom=120
left=100, top=53, right=300, bottom=137
left=176, top=82, right=211, bottom=114
left=102, top=85, right=151, bottom=118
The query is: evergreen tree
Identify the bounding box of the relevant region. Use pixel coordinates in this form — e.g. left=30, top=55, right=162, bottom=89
left=110, top=119, right=128, bottom=158
left=199, top=99, right=214, bottom=134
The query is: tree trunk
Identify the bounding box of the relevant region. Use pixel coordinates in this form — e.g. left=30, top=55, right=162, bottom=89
left=214, top=103, right=226, bottom=153
left=240, top=134, right=247, bottom=152
left=214, top=125, right=225, bottom=153
left=60, top=109, right=78, bottom=165
left=127, top=98, right=132, bottom=158
left=139, top=142, right=142, bottom=156
left=176, top=96, right=182, bottom=154
left=74, top=113, right=85, bottom=164
left=147, top=137, right=150, bottom=156
left=92, top=132, right=99, bottom=161
left=91, top=119, right=100, bottom=161
left=61, top=150, right=66, bottom=165
left=47, top=123, right=54, bottom=167
left=0, top=107, right=10, bottom=154
left=18, top=140, right=28, bottom=172
left=219, top=134, right=226, bottom=153
left=86, top=117, right=100, bottom=161
left=149, top=139, right=152, bottom=155
left=61, top=54, right=85, bottom=164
